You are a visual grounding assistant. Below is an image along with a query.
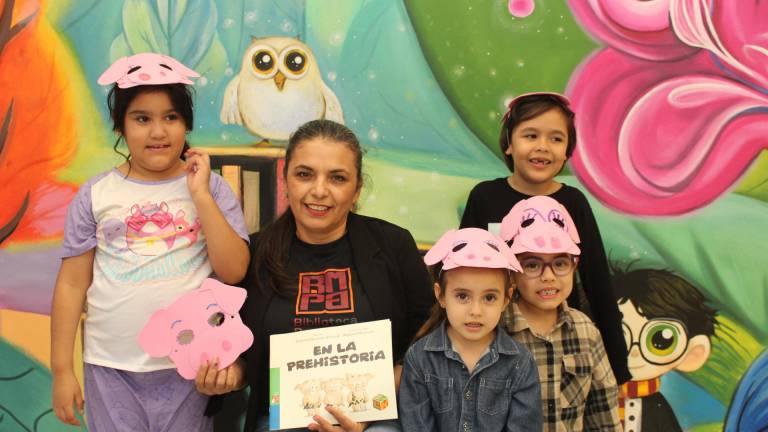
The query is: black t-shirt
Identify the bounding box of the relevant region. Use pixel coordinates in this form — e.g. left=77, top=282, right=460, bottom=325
left=460, top=177, right=631, bottom=384
left=263, top=233, right=374, bottom=335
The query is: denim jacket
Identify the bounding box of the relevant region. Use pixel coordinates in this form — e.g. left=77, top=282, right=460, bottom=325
left=399, top=321, right=543, bottom=432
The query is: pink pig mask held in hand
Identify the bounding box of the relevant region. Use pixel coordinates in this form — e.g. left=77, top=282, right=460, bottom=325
left=138, top=278, right=254, bottom=379
left=424, top=227, right=522, bottom=272
left=500, top=195, right=581, bottom=255
left=97, top=52, right=200, bottom=88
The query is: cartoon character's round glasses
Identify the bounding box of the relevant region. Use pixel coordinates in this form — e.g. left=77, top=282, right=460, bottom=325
left=622, top=319, right=689, bottom=366
left=519, top=256, right=577, bottom=278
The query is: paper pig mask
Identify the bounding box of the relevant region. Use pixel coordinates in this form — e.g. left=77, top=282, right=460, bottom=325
left=424, top=227, right=521, bottom=272
left=138, top=278, right=254, bottom=379
left=97, top=53, right=199, bottom=88
left=500, top=196, right=581, bottom=255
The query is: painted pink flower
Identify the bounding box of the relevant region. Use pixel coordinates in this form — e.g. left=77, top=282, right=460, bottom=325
left=566, top=0, right=768, bottom=215
left=567, top=0, right=696, bottom=60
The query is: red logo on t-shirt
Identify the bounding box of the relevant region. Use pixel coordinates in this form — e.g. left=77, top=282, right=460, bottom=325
left=295, top=268, right=354, bottom=315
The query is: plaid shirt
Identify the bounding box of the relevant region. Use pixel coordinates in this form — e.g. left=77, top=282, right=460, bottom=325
left=504, top=302, right=622, bottom=432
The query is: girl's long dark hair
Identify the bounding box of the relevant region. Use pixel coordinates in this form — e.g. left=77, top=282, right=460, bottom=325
left=251, top=119, right=364, bottom=296
left=411, top=264, right=513, bottom=343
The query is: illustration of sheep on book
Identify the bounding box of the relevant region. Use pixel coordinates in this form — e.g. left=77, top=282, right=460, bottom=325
left=322, top=377, right=347, bottom=408
left=346, top=373, right=374, bottom=412
left=295, top=379, right=323, bottom=416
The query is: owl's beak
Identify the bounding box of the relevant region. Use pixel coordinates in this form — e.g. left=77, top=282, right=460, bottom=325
left=274, top=71, right=286, bottom=91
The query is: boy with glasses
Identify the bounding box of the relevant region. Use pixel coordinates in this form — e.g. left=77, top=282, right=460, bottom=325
left=500, top=196, right=620, bottom=431
left=612, top=267, right=717, bottom=432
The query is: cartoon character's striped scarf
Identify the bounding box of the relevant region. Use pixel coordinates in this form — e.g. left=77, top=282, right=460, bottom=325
left=619, top=377, right=661, bottom=428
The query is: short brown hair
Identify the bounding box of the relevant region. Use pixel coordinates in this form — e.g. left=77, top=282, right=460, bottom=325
left=499, top=94, right=576, bottom=172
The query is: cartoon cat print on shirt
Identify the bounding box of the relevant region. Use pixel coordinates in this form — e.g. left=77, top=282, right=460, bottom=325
left=124, top=202, right=198, bottom=255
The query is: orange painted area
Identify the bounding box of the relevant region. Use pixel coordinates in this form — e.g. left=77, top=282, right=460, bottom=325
left=0, top=0, right=78, bottom=246
left=0, top=308, right=84, bottom=386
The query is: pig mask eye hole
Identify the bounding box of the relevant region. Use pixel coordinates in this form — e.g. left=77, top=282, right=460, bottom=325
left=177, top=329, right=194, bottom=345
left=208, top=312, right=226, bottom=327
left=451, top=242, right=468, bottom=252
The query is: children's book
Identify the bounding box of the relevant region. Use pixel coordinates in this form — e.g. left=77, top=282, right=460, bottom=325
left=269, top=320, right=398, bottom=430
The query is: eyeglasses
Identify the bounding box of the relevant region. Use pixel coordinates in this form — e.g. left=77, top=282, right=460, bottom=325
left=518, top=256, right=577, bottom=278
left=622, top=319, right=689, bottom=366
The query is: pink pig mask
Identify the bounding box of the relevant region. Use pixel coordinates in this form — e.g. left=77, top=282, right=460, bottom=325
left=500, top=196, right=581, bottom=256
left=138, top=278, right=254, bottom=380
left=424, top=228, right=521, bottom=272
left=97, top=53, right=199, bottom=88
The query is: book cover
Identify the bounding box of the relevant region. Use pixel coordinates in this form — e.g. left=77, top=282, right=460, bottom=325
left=269, top=320, right=398, bottom=430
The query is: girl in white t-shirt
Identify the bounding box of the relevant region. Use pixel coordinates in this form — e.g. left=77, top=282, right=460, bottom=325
left=50, top=53, right=249, bottom=431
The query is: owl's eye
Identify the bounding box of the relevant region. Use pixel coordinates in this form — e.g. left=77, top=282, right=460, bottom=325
left=252, top=50, right=275, bottom=74
left=284, top=51, right=307, bottom=74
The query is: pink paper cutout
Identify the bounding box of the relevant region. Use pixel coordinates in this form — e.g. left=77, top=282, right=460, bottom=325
left=500, top=196, right=581, bottom=255
left=424, top=228, right=521, bottom=272
left=97, top=53, right=200, bottom=89
left=138, top=278, right=254, bottom=379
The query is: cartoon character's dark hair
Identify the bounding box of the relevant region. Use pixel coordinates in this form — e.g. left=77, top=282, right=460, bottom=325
left=498, top=94, right=576, bottom=173
left=251, top=119, right=364, bottom=297
left=411, top=263, right=512, bottom=343
left=107, top=83, right=195, bottom=168
left=611, top=263, right=717, bottom=337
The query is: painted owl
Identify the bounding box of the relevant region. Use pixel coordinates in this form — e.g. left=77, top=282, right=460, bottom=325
left=220, top=36, right=344, bottom=142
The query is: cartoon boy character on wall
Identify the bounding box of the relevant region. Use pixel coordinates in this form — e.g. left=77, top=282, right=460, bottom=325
left=611, top=266, right=718, bottom=432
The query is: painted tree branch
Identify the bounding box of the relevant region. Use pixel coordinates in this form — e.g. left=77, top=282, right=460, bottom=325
left=0, top=0, right=38, bottom=56
left=0, top=192, right=28, bottom=245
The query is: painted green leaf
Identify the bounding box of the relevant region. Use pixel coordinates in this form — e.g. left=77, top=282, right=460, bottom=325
left=116, top=0, right=217, bottom=68
left=216, top=0, right=305, bottom=70
left=403, top=0, right=597, bottom=158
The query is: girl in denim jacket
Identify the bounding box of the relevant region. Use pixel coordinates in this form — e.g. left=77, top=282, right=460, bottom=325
left=398, top=228, right=543, bottom=432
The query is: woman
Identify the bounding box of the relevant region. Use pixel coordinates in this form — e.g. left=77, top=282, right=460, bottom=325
left=215, top=119, right=434, bottom=431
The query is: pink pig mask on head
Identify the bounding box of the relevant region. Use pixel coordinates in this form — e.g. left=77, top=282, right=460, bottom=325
left=97, top=52, right=200, bottom=88
left=138, top=278, right=254, bottom=380
left=424, top=228, right=521, bottom=273
left=500, top=196, right=581, bottom=256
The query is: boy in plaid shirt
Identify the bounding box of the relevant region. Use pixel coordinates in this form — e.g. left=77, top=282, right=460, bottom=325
left=500, top=196, right=621, bottom=431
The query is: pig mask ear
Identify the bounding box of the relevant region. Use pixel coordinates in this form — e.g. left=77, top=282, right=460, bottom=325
left=500, top=202, right=526, bottom=242
left=96, top=56, right=130, bottom=85
left=202, top=278, right=247, bottom=314
left=138, top=309, right=175, bottom=357
left=559, top=204, right=580, bottom=244
left=423, top=230, right=457, bottom=266
left=161, top=54, right=200, bottom=78
left=499, top=242, right=522, bottom=272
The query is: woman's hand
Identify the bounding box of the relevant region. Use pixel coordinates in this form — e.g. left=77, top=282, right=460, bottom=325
left=52, top=370, right=84, bottom=426
left=185, top=148, right=212, bottom=200
left=194, top=357, right=245, bottom=396
left=307, top=406, right=369, bottom=431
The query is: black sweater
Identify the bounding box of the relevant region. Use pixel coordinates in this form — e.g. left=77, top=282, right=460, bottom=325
left=239, top=213, right=434, bottom=431
left=460, top=178, right=631, bottom=384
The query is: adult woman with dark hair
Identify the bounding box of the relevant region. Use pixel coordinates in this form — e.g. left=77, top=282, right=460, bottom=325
left=232, top=119, right=434, bottom=431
